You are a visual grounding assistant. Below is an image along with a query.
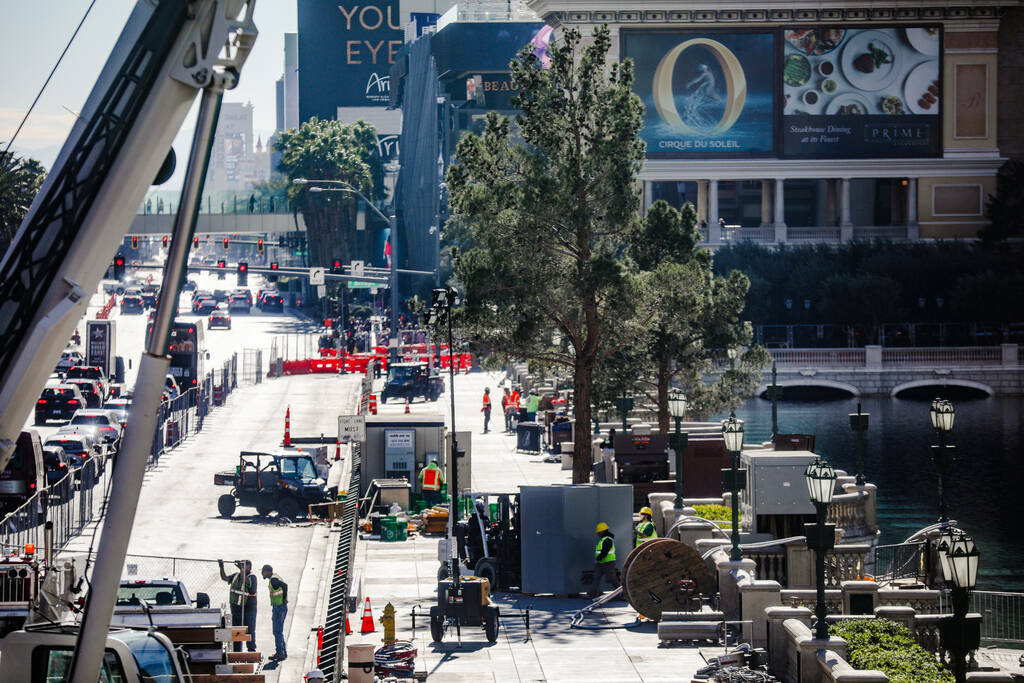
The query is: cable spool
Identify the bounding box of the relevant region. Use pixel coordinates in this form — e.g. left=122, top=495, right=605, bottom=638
left=622, top=538, right=715, bottom=621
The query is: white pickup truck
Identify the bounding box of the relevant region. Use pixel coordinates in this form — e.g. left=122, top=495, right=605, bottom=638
left=111, top=578, right=217, bottom=628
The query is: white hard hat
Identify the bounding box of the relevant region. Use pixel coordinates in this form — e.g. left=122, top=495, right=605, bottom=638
left=306, top=670, right=325, bottom=681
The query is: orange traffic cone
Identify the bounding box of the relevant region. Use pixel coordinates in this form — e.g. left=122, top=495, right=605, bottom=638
left=369, top=394, right=378, bottom=415
left=359, top=597, right=376, bottom=633
left=284, top=405, right=291, bottom=447
left=345, top=612, right=352, bottom=635
left=404, top=398, right=410, bottom=414
left=335, top=437, right=341, bottom=461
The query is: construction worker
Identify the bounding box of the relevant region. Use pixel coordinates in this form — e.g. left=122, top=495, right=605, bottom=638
left=219, top=559, right=258, bottom=653
left=481, top=387, right=492, bottom=433
left=509, top=386, right=521, bottom=428
left=588, top=522, right=620, bottom=599
left=418, top=458, right=444, bottom=507
left=635, top=507, right=658, bottom=547
left=262, top=564, right=288, bottom=661
left=525, top=388, right=540, bottom=422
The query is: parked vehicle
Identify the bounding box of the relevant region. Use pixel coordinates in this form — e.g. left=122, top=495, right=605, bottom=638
left=215, top=451, right=328, bottom=519
left=113, top=578, right=214, bottom=627
left=35, top=384, right=87, bottom=424
left=381, top=362, right=444, bottom=403
left=65, top=366, right=107, bottom=400
left=68, top=409, right=123, bottom=445
left=65, top=378, right=102, bottom=408
left=0, top=431, right=45, bottom=516
left=208, top=308, right=232, bottom=330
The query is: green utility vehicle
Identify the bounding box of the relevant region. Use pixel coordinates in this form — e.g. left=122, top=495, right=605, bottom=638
left=380, top=362, right=444, bottom=403
left=214, top=451, right=328, bottom=520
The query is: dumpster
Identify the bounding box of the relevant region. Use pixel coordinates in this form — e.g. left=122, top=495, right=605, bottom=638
left=516, top=422, right=543, bottom=453
left=551, top=420, right=572, bottom=453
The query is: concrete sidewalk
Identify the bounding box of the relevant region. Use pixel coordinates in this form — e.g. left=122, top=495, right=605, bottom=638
left=348, top=370, right=709, bottom=681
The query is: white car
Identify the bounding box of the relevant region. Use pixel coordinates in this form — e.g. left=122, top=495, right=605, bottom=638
left=68, top=409, right=123, bottom=444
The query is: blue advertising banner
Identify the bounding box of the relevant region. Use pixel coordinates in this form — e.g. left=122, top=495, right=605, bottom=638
left=622, top=31, right=776, bottom=157
left=781, top=27, right=942, bottom=157
left=298, top=0, right=403, bottom=120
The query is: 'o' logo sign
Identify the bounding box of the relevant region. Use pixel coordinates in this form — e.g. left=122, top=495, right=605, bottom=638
left=652, top=38, right=747, bottom=135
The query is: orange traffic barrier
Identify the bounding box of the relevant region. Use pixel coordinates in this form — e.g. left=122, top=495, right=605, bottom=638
left=369, top=394, right=377, bottom=415
left=284, top=406, right=291, bottom=447
left=359, top=597, right=376, bottom=633
left=335, top=437, right=341, bottom=461
left=404, top=398, right=410, bottom=414
left=345, top=613, right=352, bottom=635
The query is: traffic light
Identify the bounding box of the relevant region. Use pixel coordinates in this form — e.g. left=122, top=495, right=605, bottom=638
left=130, top=236, right=139, bottom=249
left=331, top=259, right=343, bottom=274
left=269, top=262, right=279, bottom=271
left=222, top=237, right=230, bottom=250
left=268, top=261, right=278, bottom=282
left=113, top=254, right=126, bottom=280
left=162, top=235, right=169, bottom=248
left=257, top=238, right=264, bottom=253
left=217, top=259, right=226, bottom=269
left=193, top=236, right=199, bottom=247
left=237, top=261, right=248, bottom=286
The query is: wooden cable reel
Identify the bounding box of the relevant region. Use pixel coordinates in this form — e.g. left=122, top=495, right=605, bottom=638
left=622, top=539, right=714, bottom=621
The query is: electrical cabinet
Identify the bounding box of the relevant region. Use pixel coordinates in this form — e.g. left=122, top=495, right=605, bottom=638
left=740, top=450, right=819, bottom=535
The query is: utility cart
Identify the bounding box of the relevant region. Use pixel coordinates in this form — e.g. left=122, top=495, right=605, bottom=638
left=214, top=451, right=328, bottom=520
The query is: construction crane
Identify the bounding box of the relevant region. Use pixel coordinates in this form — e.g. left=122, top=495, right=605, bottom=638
left=0, top=1, right=257, bottom=680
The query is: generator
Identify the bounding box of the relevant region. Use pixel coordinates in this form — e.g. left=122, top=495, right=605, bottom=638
left=449, top=494, right=522, bottom=593
left=613, top=433, right=669, bottom=508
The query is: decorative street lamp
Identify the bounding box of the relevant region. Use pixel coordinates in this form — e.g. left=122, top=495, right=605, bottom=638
left=938, top=531, right=981, bottom=683
left=804, top=458, right=838, bottom=641
left=929, top=398, right=956, bottom=522
left=767, top=361, right=781, bottom=441
left=721, top=412, right=745, bottom=562
left=668, top=389, right=688, bottom=509
left=849, top=402, right=869, bottom=486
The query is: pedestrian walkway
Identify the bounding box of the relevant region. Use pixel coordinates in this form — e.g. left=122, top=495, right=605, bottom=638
left=353, top=370, right=710, bottom=681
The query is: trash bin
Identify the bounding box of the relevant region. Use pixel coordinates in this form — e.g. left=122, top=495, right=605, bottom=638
left=551, top=420, right=572, bottom=453
left=516, top=422, right=542, bottom=453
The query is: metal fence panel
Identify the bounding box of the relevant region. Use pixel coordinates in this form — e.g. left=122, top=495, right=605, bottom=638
left=873, top=541, right=926, bottom=585
left=121, top=553, right=235, bottom=611
left=972, top=591, right=1024, bottom=644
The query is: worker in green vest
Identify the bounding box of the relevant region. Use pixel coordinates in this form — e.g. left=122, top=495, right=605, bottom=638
left=219, top=559, right=257, bottom=653
left=587, top=522, right=620, bottom=599
left=418, top=458, right=444, bottom=507
left=262, top=564, right=289, bottom=661
left=525, top=388, right=541, bottom=422
left=635, top=506, right=658, bottom=547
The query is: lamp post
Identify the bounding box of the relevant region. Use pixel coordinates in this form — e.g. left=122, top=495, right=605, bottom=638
left=721, top=412, right=745, bottom=562
left=929, top=398, right=956, bottom=523
left=668, top=389, right=688, bottom=509
left=293, top=178, right=399, bottom=363
left=767, top=361, right=781, bottom=441
left=937, top=531, right=980, bottom=683
left=849, top=402, right=869, bottom=486
left=805, top=458, right=838, bottom=641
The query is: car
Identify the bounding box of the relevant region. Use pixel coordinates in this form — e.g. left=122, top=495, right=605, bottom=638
left=193, top=298, right=217, bottom=315
left=232, top=287, right=252, bottom=303
left=120, top=294, right=145, bottom=314
left=35, top=384, right=87, bottom=424
left=68, top=409, right=123, bottom=445
left=164, top=375, right=180, bottom=399
left=103, top=398, right=132, bottom=428
left=192, top=289, right=212, bottom=303
left=43, top=446, right=74, bottom=497
left=65, top=366, right=107, bottom=399
left=182, top=278, right=198, bottom=292
left=64, top=378, right=103, bottom=408
left=44, top=434, right=96, bottom=467
left=55, top=350, right=84, bottom=375
left=381, top=362, right=444, bottom=403
left=208, top=309, right=232, bottom=330
left=140, top=284, right=159, bottom=308
left=227, top=296, right=250, bottom=314
left=212, top=289, right=230, bottom=303
left=260, top=292, right=284, bottom=312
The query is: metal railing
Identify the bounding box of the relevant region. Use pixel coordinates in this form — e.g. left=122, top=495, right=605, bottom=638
left=881, top=346, right=1002, bottom=366
left=770, top=348, right=866, bottom=367
left=964, top=590, right=1024, bottom=645
left=140, top=195, right=294, bottom=216
left=873, top=541, right=926, bottom=586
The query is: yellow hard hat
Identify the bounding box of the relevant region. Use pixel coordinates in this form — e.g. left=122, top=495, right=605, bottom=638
left=640, top=507, right=653, bottom=517
left=595, top=522, right=609, bottom=533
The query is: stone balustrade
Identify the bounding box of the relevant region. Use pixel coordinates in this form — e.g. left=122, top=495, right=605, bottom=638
left=817, top=650, right=889, bottom=682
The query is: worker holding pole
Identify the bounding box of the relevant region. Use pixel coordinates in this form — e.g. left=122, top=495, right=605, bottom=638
left=635, top=507, right=658, bottom=547
left=219, top=559, right=258, bottom=653
left=588, top=522, right=620, bottom=599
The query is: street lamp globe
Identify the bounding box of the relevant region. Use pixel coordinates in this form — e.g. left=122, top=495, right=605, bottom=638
left=805, top=459, right=837, bottom=505
left=668, top=389, right=688, bottom=419
left=947, top=534, right=980, bottom=590
left=721, top=412, right=744, bottom=453
left=930, top=398, right=955, bottom=432
left=935, top=527, right=962, bottom=583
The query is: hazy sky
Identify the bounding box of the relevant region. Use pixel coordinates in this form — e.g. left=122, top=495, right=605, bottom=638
left=0, top=0, right=297, bottom=186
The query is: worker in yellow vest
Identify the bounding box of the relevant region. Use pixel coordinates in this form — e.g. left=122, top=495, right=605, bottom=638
left=262, top=564, right=288, bottom=661
left=418, top=459, right=444, bottom=507
left=588, top=522, right=620, bottom=599
left=635, top=506, right=658, bottom=547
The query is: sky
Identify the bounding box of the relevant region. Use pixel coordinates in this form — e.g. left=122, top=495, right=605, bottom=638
left=0, top=0, right=297, bottom=188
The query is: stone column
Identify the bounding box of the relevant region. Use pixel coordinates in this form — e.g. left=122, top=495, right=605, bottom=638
left=826, top=179, right=837, bottom=226
left=906, top=177, right=919, bottom=240
left=642, top=180, right=653, bottom=213
left=840, top=177, right=853, bottom=241
left=697, top=180, right=708, bottom=226
left=760, top=180, right=772, bottom=227
left=708, top=180, right=721, bottom=242
left=773, top=179, right=787, bottom=243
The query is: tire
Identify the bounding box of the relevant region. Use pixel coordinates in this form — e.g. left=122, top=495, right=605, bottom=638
left=255, top=493, right=275, bottom=517
left=436, top=563, right=450, bottom=582
left=475, top=559, right=498, bottom=593
left=429, top=606, right=445, bottom=643
left=217, top=494, right=236, bottom=518
left=277, top=496, right=301, bottom=520
left=484, top=605, right=499, bottom=643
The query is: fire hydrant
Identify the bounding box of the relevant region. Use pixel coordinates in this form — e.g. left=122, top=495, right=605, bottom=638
left=381, top=602, right=396, bottom=644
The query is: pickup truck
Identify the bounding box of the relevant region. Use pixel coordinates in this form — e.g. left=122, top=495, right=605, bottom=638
left=112, top=578, right=215, bottom=628
left=0, top=625, right=186, bottom=681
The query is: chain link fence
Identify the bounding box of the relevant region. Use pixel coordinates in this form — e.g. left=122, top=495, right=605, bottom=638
left=121, top=553, right=243, bottom=611
left=242, top=348, right=263, bottom=385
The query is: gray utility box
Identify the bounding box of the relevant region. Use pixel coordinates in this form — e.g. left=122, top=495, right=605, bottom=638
left=740, top=450, right=818, bottom=534
left=520, top=484, right=633, bottom=595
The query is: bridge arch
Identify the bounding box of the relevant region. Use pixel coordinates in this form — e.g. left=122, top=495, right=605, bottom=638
left=890, top=379, right=995, bottom=398
left=757, top=379, right=860, bottom=399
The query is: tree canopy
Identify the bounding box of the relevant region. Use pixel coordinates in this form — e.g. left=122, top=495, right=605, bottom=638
left=0, top=146, right=46, bottom=252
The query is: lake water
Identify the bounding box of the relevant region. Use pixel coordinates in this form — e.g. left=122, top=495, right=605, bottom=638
left=723, top=395, right=1024, bottom=591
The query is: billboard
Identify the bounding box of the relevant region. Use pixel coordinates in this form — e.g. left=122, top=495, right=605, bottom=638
left=622, top=31, right=776, bottom=157
left=781, top=27, right=941, bottom=157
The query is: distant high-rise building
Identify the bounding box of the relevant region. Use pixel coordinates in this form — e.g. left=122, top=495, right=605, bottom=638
left=275, top=77, right=285, bottom=132
left=205, top=102, right=269, bottom=193
left=283, top=33, right=299, bottom=131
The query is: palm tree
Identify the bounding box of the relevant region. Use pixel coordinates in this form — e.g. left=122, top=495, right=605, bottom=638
left=0, top=146, right=46, bottom=252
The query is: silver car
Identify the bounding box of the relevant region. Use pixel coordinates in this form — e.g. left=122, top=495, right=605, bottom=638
left=66, top=409, right=123, bottom=445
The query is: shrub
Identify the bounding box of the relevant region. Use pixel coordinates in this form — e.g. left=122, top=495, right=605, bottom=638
left=830, top=619, right=953, bottom=683
left=693, top=504, right=739, bottom=524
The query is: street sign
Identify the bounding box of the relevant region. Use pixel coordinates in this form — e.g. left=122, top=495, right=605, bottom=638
left=309, top=267, right=325, bottom=285
left=347, top=281, right=376, bottom=289
left=351, top=260, right=365, bottom=276
left=316, top=284, right=326, bottom=297
left=338, top=415, right=366, bottom=443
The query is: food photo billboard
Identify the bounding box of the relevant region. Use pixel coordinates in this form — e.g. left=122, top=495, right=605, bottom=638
left=781, top=27, right=942, bottom=158
left=622, top=31, right=776, bottom=157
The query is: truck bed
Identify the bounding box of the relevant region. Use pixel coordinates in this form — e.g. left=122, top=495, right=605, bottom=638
left=111, top=607, right=223, bottom=628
